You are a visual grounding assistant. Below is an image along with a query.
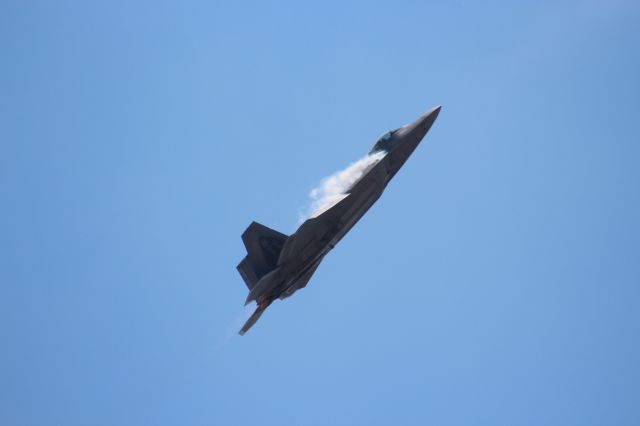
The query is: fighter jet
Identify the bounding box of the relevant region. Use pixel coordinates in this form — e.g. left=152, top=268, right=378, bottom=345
left=237, top=106, right=441, bottom=335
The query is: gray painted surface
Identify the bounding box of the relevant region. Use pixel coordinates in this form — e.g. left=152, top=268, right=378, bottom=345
left=237, top=106, right=441, bottom=335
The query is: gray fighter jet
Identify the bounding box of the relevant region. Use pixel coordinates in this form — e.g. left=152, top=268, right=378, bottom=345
left=237, top=106, right=441, bottom=334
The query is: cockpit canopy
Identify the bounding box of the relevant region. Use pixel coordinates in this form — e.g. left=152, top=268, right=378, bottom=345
left=369, top=131, right=394, bottom=154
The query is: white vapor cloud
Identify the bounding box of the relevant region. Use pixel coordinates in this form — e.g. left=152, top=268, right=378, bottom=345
left=302, top=151, right=386, bottom=220
left=215, top=302, right=257, bottom=351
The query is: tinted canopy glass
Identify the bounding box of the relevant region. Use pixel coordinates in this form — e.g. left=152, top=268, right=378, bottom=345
left=369, top=131, right=394, bottom=154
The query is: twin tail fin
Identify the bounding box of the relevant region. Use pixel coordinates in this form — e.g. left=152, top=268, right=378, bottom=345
left=236, top=222, right=287, bottom=290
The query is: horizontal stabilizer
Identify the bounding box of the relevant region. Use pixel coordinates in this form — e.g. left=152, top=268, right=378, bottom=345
left=237, top=256, right=259, bottom=290
left=239, top=302, right=271, bottom=335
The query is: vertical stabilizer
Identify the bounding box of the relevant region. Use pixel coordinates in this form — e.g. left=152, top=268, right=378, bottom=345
left=236, top=222, right=287, bottom=290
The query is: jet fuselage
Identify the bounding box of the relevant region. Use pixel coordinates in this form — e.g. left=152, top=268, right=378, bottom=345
left=237, top=106, right=441, bottom=334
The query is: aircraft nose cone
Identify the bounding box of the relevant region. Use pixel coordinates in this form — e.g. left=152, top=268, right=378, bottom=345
left=396, top=105, right=441, bottom=140
left=422, top=105, right=442, bottom=118
left=385, top=105, right=441, bottom=169
left=426, top=105, right=442, bottom=122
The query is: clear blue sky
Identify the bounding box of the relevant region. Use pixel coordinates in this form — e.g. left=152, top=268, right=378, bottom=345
left=2, top=1, right=640, bottom=425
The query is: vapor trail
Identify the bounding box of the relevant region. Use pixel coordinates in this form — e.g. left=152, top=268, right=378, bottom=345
left=303, top=151, right=386, bottom=220
left=215, top=302, right=257, bottom=351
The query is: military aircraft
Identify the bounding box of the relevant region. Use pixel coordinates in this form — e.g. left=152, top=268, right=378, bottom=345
left=237, top=106, right=441, bottom=335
